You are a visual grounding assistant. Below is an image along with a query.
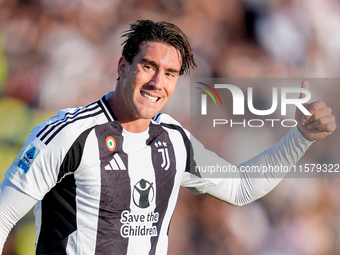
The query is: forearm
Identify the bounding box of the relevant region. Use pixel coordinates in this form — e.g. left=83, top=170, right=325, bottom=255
left=207, top=126, right=314, bottom=205
left=0, top=178, right=38, bottom=253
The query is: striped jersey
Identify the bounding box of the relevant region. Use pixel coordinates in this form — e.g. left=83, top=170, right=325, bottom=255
left=5, top=91, right=220, bottom=255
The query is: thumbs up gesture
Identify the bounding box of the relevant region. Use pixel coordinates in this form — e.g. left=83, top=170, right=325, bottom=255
left=296, top=80, right=336, bottom=140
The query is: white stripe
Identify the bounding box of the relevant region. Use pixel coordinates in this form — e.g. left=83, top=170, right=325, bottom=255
left=155, top=126, right=186, bottom=254
left=122, top=130, right=154, bottom=255
left=158, top=149, right=166, bottom=168
left=165, top=148, right=170, bottom=171
left=105, top=164, right=112, bottom=170
left=38, top=103, right=99, bottom=139
left=68, top=130, right=101, bottom=254
left=114, top=154, right=126, bottom=170
left=42, top=107, right=102, bottom=143
left=109, top=157, right=120, bottom=170
left=34, top=201, right=42, bottom=247
left=100, top=98, right=114, bottom=121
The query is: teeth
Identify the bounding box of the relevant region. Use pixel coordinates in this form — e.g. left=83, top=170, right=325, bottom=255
left=141, top=92, right=158, bottom=102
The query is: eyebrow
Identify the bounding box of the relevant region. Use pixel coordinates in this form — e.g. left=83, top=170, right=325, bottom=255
left=141, top=58, right=180, bottom=74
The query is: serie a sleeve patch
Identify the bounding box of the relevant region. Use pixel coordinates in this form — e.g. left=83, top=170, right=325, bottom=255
left=16, top=143, right=40, bottom=174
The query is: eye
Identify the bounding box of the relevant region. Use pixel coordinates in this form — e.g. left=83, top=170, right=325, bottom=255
left=144, top=64, right=154, bottom=71
left=166, top=72, right=175, bottom=78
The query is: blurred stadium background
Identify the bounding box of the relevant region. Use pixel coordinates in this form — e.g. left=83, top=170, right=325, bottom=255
left=0, top=0, right=340, bottom=254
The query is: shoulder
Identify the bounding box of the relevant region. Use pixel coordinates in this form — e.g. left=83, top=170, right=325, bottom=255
left=151, top=113, right=191, bottom=140
left=35, top=100, right=110, bottom=146
left=152, top=113, right=183, bottom=127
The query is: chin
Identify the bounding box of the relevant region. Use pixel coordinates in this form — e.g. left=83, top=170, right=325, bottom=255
left=141, top=113, right=158, bottom=119
left=135, top=110, right=155, bottom=119
left=136, top=106, right=162, bottom=120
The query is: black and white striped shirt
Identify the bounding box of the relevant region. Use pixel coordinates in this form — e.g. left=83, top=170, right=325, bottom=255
left=5, top=91, right=313, bottom=254
left=6, top=92, right=221, bottom=254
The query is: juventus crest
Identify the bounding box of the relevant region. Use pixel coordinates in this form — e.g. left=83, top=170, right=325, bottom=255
left=154, top=140, right=170, bottom=171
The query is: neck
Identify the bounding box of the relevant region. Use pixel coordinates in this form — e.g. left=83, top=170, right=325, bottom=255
left=108, top=90, right=151, bottom=133
left=120, top=118, right=151, bottom=133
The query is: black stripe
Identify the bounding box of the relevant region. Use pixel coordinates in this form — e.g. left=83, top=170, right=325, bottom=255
left=98, top=100, right=112, bottom=122
left=147, top=123, right=177, bottom=254
left=101, top=95, right=118, bottom=120
left=36, top=102, right=98, bottom=139
left=36, top=175, right=76, bottom=255
left=95, top=121, right=130, bottom=254
left=44, top=110, right=103, bottom=145
left=152, top=113, right=161, bottom=122
left=39, top=104, right=100, bottom=143
left=57, top=127, right=94, bottom=182
left=160, top=123, right=200, bottom=177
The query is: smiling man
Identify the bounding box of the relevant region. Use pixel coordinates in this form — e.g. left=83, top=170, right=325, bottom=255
left=111, top=41, right=182, bottom=132
left=0, top=20, right=336, bottom=255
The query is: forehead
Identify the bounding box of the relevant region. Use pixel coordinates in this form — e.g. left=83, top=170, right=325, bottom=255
left=137, top=41, right=182, bottom=68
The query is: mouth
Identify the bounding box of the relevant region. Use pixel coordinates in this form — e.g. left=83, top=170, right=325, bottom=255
left=141, top=92, right=159, bottom=103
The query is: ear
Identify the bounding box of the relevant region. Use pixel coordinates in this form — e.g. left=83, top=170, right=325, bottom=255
left=117, top=56, right=128, bottom=78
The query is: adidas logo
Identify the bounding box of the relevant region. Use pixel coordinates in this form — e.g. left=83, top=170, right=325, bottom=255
left=105, top=154, right=126, bottom=171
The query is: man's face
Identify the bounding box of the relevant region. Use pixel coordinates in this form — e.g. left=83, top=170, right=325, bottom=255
left=117, top=41, right=182, bottom=120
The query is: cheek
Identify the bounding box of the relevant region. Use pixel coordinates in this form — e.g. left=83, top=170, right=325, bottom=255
left=165, top=82, right=177, bottom=96
left=134, top=67, right=150, bottom=82
left=125, top=75, right=139, bottom=95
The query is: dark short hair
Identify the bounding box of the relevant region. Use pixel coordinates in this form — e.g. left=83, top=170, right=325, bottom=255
left=121, top=19, right=197, bottom=76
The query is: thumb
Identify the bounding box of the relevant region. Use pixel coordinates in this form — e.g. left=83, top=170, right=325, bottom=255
left=299, top=80, right=310, bottom=99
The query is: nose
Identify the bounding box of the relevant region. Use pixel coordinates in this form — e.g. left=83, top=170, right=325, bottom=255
left=148, top=70, right=164, bottom=89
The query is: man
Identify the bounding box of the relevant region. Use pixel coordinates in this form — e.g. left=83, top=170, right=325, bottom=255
left=0, top=20, right=336, bottom=254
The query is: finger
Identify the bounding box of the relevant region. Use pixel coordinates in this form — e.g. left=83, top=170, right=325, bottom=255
left=305, top=104, right=332, bottom=124
left=307, top=115, right=336, bottom=132
left=301, top=102, right=313, bottom=125
left=301, top=101, right=326, bottom=125
left=306, top=101, right=326, bottom=116
left=317, top=121, right=336, bottom=134
left=299, top=80, right=310, bottom=99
